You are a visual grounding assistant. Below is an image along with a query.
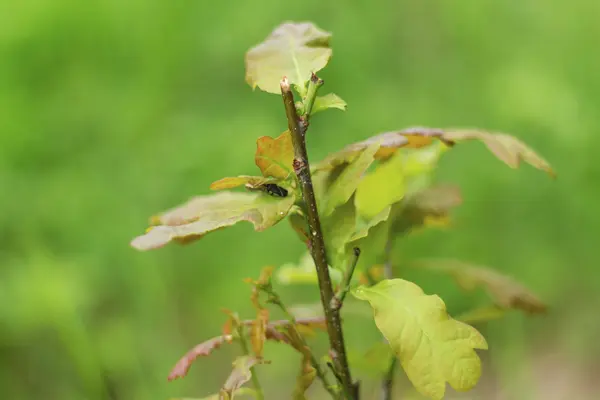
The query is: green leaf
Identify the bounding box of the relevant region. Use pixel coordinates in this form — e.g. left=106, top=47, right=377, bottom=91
left=131, top=192, right=295, bottom=251
left=255, top=131, right=294, bottom=179
left=245, top=22, right=332, bottom=95
left=311, top=93, right=347, bottom=115
left=288, top=206, right=309, bottom=242
left=349, top=219, right=391, bottom=271
left=276, top=252, right=343, bottom=285
left=321, top=142, right=380, bottom=216
left=220, top=356, right=267, bottom=399
left=355, top=151, right=405, bottom=220
left=353, top=279, right=488, bottom=400
left=411, top=259, right=547, bottom=314
left=322, top=198, right=357, bottom=270
left=442, top=129, right=555, bottom=177
left=168, top=335, right=234, bottom=381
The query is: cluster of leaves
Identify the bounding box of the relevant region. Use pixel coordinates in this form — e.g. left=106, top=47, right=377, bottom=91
left=131, top=21, right=554, bottom=399
left=167, top=267, right=329, bottom=399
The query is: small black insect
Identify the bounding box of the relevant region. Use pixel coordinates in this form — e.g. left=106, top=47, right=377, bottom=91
left=261, top=183, right=288, bottom=197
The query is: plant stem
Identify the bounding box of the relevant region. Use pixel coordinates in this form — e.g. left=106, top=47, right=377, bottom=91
left=280, top=76, right=357, bottom=399
left=236, top=325, right=265, bottom=400
left=380, top=238, right=396, bottom=400
left=266, top=289, right=338, bottom=398
left=331, top=247, right=361, bottom=310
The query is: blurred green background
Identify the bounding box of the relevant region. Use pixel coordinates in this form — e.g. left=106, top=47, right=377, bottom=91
left=1, top=0, right=599, bottom=399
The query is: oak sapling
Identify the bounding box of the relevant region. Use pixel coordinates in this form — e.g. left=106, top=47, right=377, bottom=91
left=131, top=21, right=554, bottom=400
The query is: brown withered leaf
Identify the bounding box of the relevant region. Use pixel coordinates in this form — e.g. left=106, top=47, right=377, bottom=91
left=255, top=131, right=294, bottom=179
left=245, top=22, right=332, bottom=94
left=441, top=129, right=555, bottom=177
left=131, top=192, right=294, bottom=251
left=412, top=259, right=547, bottom=314
left=168, top=335, right=234, bottom=381
left=220, top=356, right=268, bottom=399
left=315, top=127, right=450, bottom=171
left=250, top=309, right=269, bottom=358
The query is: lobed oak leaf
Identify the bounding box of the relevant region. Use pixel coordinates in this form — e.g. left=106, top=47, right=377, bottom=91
left=412, top=259, right=547, bottom=314
left=245, top=22, right=332, bottom=95
left=353, top=279, right=488, bottom=400
left=130, top=192, right=295, bottom=251
left=255, top=131, right=294, bottom=179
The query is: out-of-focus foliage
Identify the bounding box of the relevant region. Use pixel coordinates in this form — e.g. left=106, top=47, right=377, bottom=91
left=2, top=1, right=599, bottom=399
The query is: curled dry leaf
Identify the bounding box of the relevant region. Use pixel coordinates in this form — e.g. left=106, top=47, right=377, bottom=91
left=130, top=192, right=295, bottom=251
left=220, top=356, right=269, bottom=399
left=255, top=131, right=294, bottom=179
left=353, top=279, right=488, bottom=400
left=245, top=22, right=332, bottom=94
left=250, top=309, right=269, bottom=358
left=412, top=259, right=547, bottom=314
left=168, top=335, right=233, bottom=381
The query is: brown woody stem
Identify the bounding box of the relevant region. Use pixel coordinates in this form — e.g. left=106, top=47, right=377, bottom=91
left=280, top=76, right=357, bottom=399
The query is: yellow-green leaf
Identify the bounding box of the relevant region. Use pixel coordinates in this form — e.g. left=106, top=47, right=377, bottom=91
left=311, top=93, right=347, bottom=115
left=441, top=129, right=555, bottom=177
left=245, top=22, right=332, bottom=95
left=131, top=192, right=295, bottom=251
left=355, top=151, right=405, bottom=220
left=353, top=279, right=488, bottom=400
left=255, top=131, right=294, bottom=179
left=220, top=356, right=267, bottom=399
left=321, top=142, right=380, bottom=216
left=412, top=259, right=547, bottom=314
left=210, top=176, right=276, bottom=191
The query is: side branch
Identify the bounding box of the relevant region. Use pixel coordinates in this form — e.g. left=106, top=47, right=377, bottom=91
left=280, top=77, right=357, bottom=399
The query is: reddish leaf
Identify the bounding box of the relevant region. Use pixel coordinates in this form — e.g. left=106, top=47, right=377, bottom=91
left=168, top=335, right=233, bottom=381
left=255, top=131, right=294, bottom=179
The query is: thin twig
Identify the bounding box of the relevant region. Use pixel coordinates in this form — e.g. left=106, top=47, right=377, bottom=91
left=236, top=325, right=265, bottom=400
left=281, top=75, right=357, bottom=399
left=380, top=238, right=396, bottom=400
left=265, top=288, right=339, bottom=398
left=331, top=247, right=361, bottom=311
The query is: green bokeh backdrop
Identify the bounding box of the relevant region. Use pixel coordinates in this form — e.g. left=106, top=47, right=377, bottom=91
left=1, top=1, right=598, bottom=399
